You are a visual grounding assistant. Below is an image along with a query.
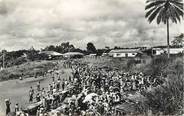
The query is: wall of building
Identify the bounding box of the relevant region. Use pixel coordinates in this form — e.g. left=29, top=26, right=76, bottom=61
left=113, top=53, right=137, bottom=58
left=155, top=50, right=164, bottom=55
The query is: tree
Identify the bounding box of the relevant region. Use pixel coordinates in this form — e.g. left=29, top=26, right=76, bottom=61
left=105, top=46, right=110, bottom=50
left=43, top=42, right=76, bottom=53
left=59, top=42, right=75, bottom=53
left=44, top=45, right=56, bottom=51
left=171, top=33, right=184, bottom=47
left=145, top=0, right=184, bottom=58
left=87, top=42, right=97, bottom=54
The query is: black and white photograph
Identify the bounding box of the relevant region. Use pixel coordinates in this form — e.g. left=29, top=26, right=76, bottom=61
left=0, top=0, right=184, bottom=115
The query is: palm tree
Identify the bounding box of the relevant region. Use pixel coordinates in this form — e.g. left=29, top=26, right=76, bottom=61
left=145, top=0, right=184, bottom=58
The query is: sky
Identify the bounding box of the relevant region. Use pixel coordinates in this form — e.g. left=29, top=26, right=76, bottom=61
left=0, top=0, right=183, bottom=51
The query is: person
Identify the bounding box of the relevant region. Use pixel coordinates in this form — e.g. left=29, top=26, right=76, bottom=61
left=42, top=96, right=47, bottom=109
left=5, top=99, right=11, bottom=115
left=36, top=93, right=41, bottom=102
left=62, top=81, right=65, bottom=90
left=56, top=79, right=61, bottom=90
left=52, top=82, right=56, bottom=89
left=52, top=76, right=55, bottom=82
left=37, top=81, right=41, bottom=91
left=41, top=88, right=46, bottom=97
left=48, top=84, right=52, bottom=92
left=58, top=76, right=61, bottom=81
left=69, top=76, right=72, bottom=82
left=15, top=103, right=19, bottom=113
left=29, top=87, right=34, bottom=103
left=19, top=76, right=23, bottom=80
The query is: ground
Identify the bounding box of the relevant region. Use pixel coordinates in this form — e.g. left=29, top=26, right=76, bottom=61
left=0, top=56, right=183, bottom=115
left=0, top=60, right=72, bottom=116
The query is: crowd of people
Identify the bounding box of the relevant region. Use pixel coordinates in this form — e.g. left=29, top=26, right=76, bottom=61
left=6, top=60, right=165, bottom=116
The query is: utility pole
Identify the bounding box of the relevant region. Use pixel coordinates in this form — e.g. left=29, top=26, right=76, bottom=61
left=3, top=52, right=4, bottom=69
left=2, top=50, right=6, bottom=69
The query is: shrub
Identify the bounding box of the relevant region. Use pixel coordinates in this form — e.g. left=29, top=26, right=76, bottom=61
left=145, top=74, right=184, bottom=115
left=143, top=56, right=184, bottom=115
left=0, top=61, right=56, bottom=81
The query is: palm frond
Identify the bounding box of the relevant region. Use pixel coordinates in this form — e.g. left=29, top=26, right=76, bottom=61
left=145, top=0, right=165, bottom=10
left=145, top=8, right=157, bottom=18
left=169, top=4, right=182, bottom=23
left=147, top=6, right=163, bottom=23
left=145, top=0, right=184, bottom=24
left=171, top=1, right=184, bottom=10
left=157, top=8, right=166, bottom=24
left=172, top=4, right=184, bottom=17
left=168, top=7, right=178, bottom=23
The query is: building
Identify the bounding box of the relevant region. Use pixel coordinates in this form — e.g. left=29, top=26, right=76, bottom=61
left=152, top=48, right=165, bottom=56
left=63, top=52, right=84, bottom=58
left=164, top=48, right=184, bottom=55
left=152, top=47, right=183, bottom=56
left=39, top=51, right=63, bottom=60
left=109, top=49, right=141, bottom=58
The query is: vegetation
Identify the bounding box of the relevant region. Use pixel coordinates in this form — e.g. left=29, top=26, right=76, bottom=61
left=171, top=33, right=184, bottom=47
left=145, top=0, right=184, bottom=58
left=0, top=61, right=56, bottom=81
left=143, top=57, right=184, bottom=115
left=86, top=42, right=97, bottom=54
left=43, top=42, right=76, bottom=53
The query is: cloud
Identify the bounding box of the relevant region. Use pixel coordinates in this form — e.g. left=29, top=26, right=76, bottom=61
left=0, top=0, right=183, bottom=51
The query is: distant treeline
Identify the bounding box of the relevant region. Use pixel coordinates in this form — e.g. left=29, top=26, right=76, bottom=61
left=0, top=33, right=183, bottom=68
left=0, top=42, right=109, bottom=67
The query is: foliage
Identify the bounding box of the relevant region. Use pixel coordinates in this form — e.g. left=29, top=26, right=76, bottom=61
left=145, top=0, right=184, bottom=24
left=96, top=49, right=108, bottom=56
left=0, top=49, right=43, bottom=67
left=171, top=33, right=184, bottom=47
left=145, top=75, right=184, bottom=115
left=86, top=42, right=97, bottom=54
left=141, top=56, right=184, bottom=115
left=43, top=42, right=76, bottom=53
left=0, top=61, right=56, bottom=81
left=145, top=0, right=184, bottom=58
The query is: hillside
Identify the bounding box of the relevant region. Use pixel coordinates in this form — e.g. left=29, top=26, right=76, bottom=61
left=0, top=60, right=56, bottom=81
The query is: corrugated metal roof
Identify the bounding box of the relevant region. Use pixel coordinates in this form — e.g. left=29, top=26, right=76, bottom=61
left=109, top=49, right=140, bottom=53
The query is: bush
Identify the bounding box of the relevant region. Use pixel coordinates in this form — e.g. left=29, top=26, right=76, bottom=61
left=0, top=61, right=56, bottom=81
left=143, top=56, right=184, bottom=115
left=145, top=75, right=184, bottom=115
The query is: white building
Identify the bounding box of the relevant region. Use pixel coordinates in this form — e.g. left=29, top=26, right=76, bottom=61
left=109, top=49, right=141, bottom=58
left=153, top=48, right=183, bottom=56
left=164, top=48, right=183, bottom=54
left=153, top=48, right=165, bottom=55
left=63, top=52, right=84, bottom=58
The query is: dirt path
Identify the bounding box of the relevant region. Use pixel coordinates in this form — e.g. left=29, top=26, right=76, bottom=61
left=0, top=62, right=72, bottom=115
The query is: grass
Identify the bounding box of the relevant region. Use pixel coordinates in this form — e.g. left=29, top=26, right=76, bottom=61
left=142, top=56, right=184, bottom=115
left=0, top=60, right=56, bottom=81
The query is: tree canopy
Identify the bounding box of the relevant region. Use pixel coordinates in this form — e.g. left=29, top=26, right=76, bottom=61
left=43, top=42, right=75, bottom=53
left=86, top=42, right=97, bottom=54
left=145, top=0, right=184, bottom=24
left=171, top=33, right=184, bottom=47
